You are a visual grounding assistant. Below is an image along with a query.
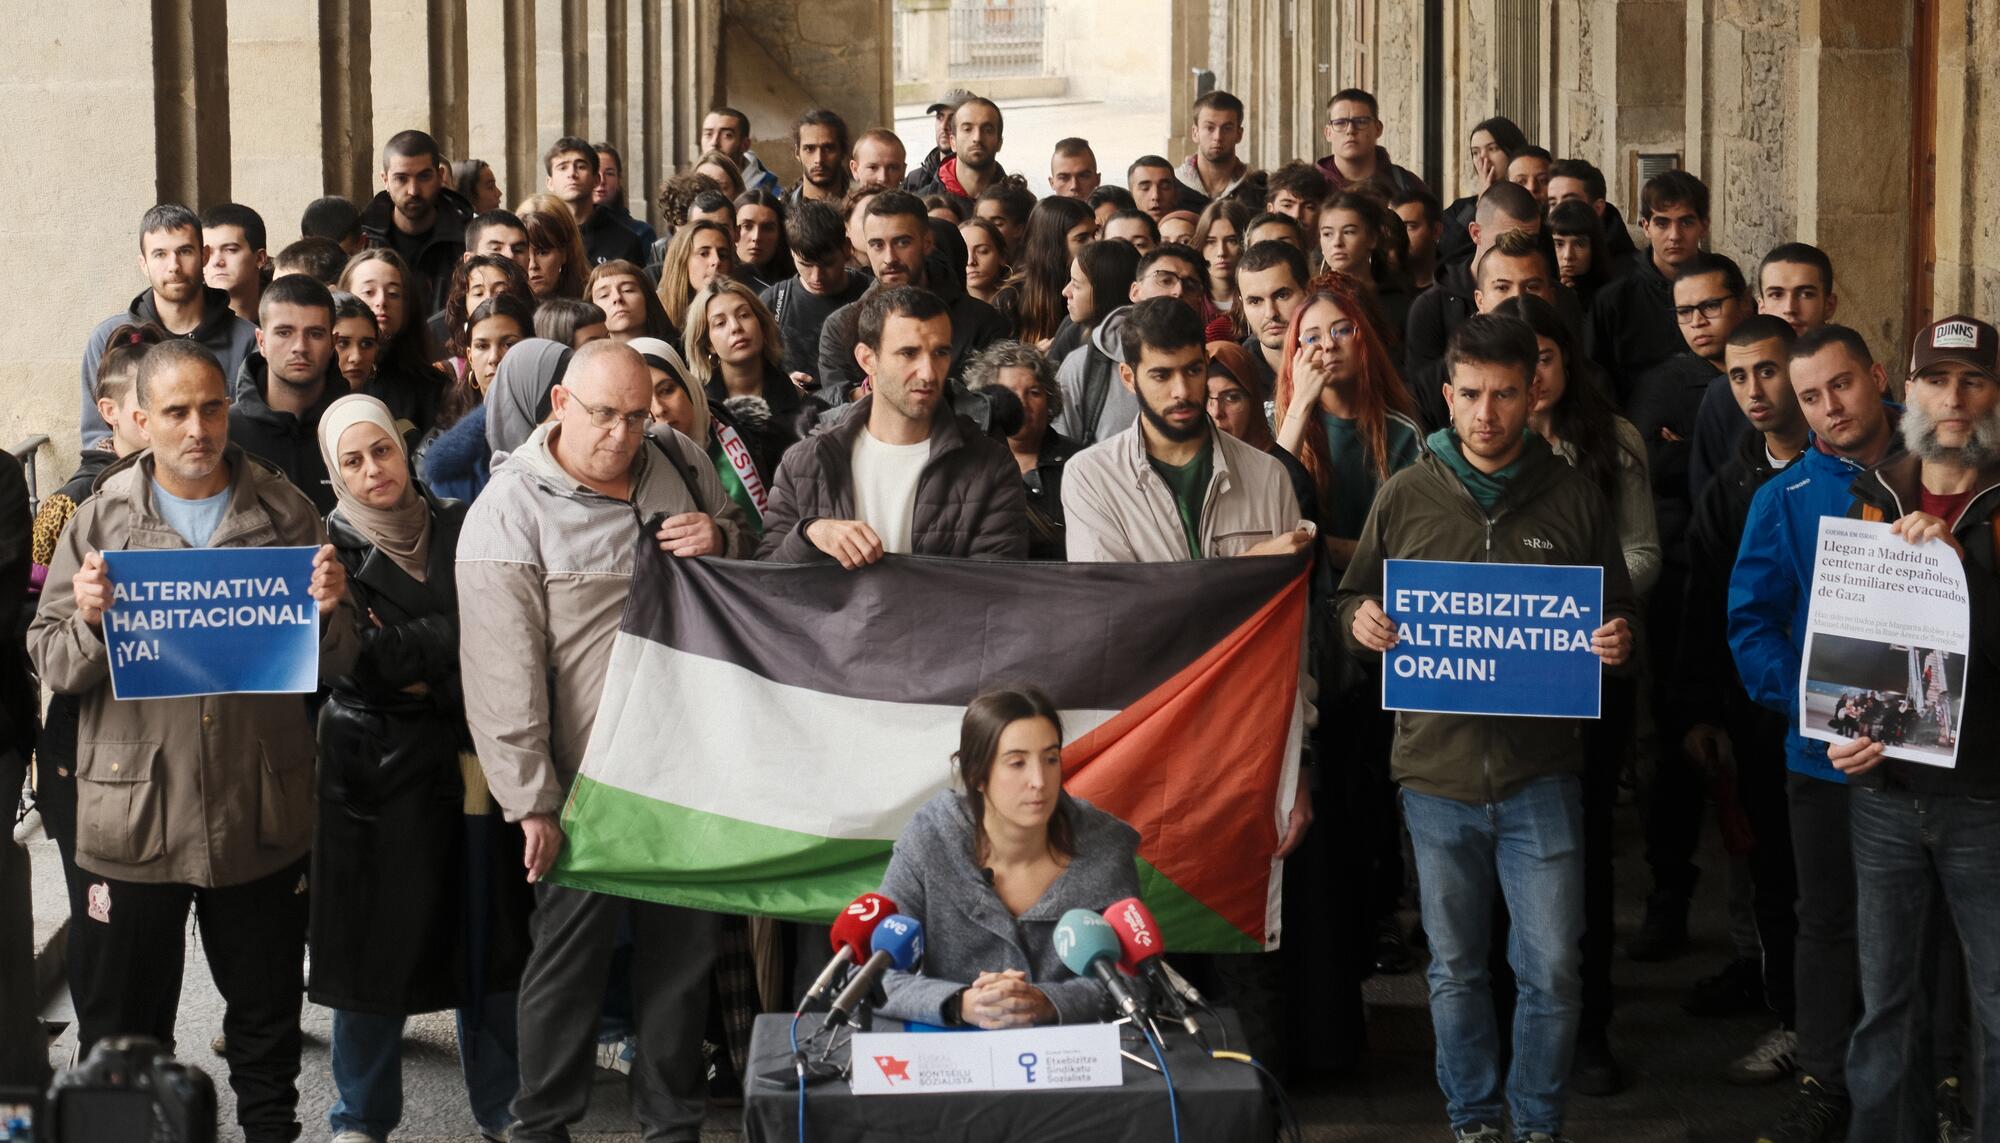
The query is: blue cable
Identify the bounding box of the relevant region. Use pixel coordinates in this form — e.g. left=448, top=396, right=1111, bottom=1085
left=790, top=1009, right=807, bottom=1143
left=1143, top=1023, right=1183, bottom=1143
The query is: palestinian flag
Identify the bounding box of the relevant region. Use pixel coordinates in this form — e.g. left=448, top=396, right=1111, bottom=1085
left=550, top=545, right=1309, bottom=952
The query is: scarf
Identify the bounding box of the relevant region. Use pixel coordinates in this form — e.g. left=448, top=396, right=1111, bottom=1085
left=1425, top=425, right=1545, bottom=512
left=317, top=393, right=433, bottom=582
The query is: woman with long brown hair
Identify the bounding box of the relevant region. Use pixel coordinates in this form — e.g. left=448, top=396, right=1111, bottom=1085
left=1272, top=272, right=1425, bottom=569
left=340, top=248, right=449, bottom=434
left=514, top=194, right=589, bottom=300
left=1193, top=197, right=1252, bottom=338
left=874, top=686, right=1140, bottom=1028
left=994, top=196, right=1095, bottom=348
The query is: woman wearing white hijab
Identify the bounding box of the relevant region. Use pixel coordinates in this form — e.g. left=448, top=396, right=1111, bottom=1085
left=308, top=394, right=531, bottom=1143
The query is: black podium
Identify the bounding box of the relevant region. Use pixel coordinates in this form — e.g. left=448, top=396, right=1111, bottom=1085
left=741, top=1009, right=1276, bottom=1142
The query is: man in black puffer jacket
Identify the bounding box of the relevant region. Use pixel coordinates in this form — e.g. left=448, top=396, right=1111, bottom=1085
left=760, top=286, right=1025, bottom=564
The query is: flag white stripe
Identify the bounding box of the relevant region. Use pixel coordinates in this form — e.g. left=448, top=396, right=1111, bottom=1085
left=578, top=632, right=1117, bottom=840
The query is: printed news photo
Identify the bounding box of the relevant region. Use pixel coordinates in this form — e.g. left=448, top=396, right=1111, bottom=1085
left=1802, top=633, right=1966, bottom=765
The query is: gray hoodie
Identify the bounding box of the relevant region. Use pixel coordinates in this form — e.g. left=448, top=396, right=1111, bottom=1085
left=456, top=421, right=753, bottom=821
left=1050, top=306, right=1138, bottom=447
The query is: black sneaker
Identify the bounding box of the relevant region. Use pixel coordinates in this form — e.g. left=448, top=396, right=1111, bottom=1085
left=1375, top=917, right=1418, bottom=975
left=1626, top=890, right=1691, bottom=962
left=1569, top=1029, right=1628, bottom=1097
left=1684, top=956, right=1767, bottom=1017
left=1936, top=1076, right=1972, bottom=1143
left=1755, top=1076, right=1850, bottom=1143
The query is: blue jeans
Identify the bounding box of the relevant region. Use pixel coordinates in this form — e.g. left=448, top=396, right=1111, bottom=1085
left=1847, top=787, right=2000, bottom=1142
left=1402, top=774, right=1584, bottom=1137
left=327, top=991, right=520, bottom=1139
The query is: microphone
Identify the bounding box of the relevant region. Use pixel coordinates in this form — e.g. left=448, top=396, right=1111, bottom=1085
left=1053, top=908, right=1144, bottom=1021
left=826, top=913, right=925, bottom=1030
left=798, top=893, right=897, bottom=1011
left=1104, top=897, right=1200, bottom=1037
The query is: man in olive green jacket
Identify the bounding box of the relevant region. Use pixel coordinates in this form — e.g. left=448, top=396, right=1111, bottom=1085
left=30, top=340, right=358, bottom=1143
left=1336, top=315, right=1634, bottom=1143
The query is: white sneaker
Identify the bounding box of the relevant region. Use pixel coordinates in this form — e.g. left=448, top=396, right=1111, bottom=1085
left=331, top=1131, right=381, bottom=1143
left=1727, top=1025, right=1799, bottom=1085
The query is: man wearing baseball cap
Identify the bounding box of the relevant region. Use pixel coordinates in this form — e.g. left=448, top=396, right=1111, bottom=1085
left=1834, top=313, right=1999, bottom=1143
left=905, top=88, right=974, bottom=193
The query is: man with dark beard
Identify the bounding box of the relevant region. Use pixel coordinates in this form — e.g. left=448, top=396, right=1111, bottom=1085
left=1061, top=295, right=1316, bottom=1069
left=908, top=96, right=1010, bottom=208
left=784, top=109, right=852, bottom=210
left=359, top=130, right=472, bottom=313
left=1836, top=314, right=2000, bottom=1143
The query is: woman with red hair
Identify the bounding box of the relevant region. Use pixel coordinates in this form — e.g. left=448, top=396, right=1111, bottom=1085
left=1273, top=272, right=1426, bottom=570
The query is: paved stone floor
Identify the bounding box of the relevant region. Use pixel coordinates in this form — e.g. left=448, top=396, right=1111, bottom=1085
left=30, top=788, right=1789, bottom=1142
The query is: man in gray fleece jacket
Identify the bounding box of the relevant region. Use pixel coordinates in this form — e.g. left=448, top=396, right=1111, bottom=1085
left=457, top=340, right=752, bottom=1143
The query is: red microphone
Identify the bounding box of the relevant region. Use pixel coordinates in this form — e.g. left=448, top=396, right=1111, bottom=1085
left=1103, top=897, right=1203, bottom=1034
left=798, top=893, right=897, bottom=1010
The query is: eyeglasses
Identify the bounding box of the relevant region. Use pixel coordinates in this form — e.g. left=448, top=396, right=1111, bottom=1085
left=1327, top=116, right=1377, bottom=134
left=1673, top=296, right=1735, bottom=324
left=1145, top=269, right=1206, bottom=294
left=568, top=393, right=654, bottom=432
left=1300, top=323, right=1359, bottom=346
left=1207, top=389, right=1248, bottom=406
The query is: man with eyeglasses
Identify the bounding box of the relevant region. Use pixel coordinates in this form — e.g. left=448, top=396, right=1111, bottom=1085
left=1315, top=88, right=1428, bottom=197
left=759, top=285, right=1026, bottom=565
left=1053, top=243, right=1210, bottom=446
left=1621, top=252, right=1750, bottom=973
left=457, top=339, right=753, bottom=1143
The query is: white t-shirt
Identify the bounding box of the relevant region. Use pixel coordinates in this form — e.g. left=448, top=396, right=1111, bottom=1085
left=850, top=429, right=930, bottom=555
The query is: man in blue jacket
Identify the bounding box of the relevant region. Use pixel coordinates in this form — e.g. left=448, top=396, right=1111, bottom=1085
left=1726, top=323, right=1898, bottom=1143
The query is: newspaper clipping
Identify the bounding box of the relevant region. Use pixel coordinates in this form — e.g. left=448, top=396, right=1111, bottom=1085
left=1800, top=517, right=1970, bottom=767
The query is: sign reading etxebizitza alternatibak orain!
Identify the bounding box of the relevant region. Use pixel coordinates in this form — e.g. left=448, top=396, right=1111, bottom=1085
left=100, top=546, right=321, bottom=700
left=1381, top=559, right=1605, bottom=719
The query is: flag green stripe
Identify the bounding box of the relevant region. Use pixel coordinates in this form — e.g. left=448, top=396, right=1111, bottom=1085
left=1135, top=859, right=1263, bottom=954
left=552, top=777, right=1264, bottom=952
left=550, top=776, right=893, bottom=921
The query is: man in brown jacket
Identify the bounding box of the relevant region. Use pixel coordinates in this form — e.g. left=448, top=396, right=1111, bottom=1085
left=759, top=285, right=1027, bottom=566
left=30, top=339, right=358, bottom=1143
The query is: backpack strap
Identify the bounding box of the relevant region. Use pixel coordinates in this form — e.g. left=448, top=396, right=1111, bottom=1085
left=1077, top=356, right=1113, bottom=446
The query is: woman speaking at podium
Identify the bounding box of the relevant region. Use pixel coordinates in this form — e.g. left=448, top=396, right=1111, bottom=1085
left=876, top=686, right=1142, bottom=1029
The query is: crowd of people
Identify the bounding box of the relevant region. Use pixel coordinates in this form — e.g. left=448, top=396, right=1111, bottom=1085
left=1, top=80, right=1997, bottom=1143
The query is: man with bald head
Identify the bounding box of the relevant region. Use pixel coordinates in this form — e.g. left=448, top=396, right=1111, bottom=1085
left=31, top=339, right=357, bottom=1143
left=457, top=339, right=753, bottom=1141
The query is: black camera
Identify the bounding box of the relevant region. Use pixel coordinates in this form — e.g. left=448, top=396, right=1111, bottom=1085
left=45, top=1037, right=216, bottom=1143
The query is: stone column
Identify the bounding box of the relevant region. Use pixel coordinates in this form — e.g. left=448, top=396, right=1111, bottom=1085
left=0, top=3, right=166, bottom=486
left=231, top=3, right=337, bottom=248
left=1797, top=0, right=1912, bottom=361
left=902, top=0, right=953, bottom=90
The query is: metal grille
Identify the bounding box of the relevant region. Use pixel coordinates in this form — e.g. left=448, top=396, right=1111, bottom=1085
left=1494, top=0, right=1542, bottom=142
left=894, top=0, right=1049, bottom=83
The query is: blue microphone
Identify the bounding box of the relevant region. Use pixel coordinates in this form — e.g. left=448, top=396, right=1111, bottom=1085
left=1054, top=908, right=1143, bottom=1020
left=826, top=914, right=925, bottom=1029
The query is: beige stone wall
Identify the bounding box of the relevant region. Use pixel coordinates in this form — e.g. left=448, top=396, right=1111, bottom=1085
left=0, top=0, right=890, bottom=492
left=1932, top=0, right=2000, bottom=322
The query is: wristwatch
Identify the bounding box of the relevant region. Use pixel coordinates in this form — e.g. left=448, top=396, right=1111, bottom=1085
left=942, top=987, right=970, bottom=1027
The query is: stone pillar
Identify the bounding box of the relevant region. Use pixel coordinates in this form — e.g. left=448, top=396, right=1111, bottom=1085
left=1928, top=0, right=1999, bottom=318
left=585, top=0, right=612, bottom=141
left=321, top=0, right=375, bottom=213
left=231, top=3, right=337, bottom=249
left=0, top=3, right=164, bottom=486
left=1797, top=0, right=1912, bottom=361
left=431, top=0, right=471, bottom=164
left=902, top=0, right=952, bottom=90
left=153, top=0, right=232, bottom=209
left=372, top=0, right=434, bottom=152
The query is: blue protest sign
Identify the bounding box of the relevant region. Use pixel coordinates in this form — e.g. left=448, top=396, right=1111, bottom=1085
left=1381, top=559, right=1604, bottom=719
left=100, top=547, right=320, bottom=700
